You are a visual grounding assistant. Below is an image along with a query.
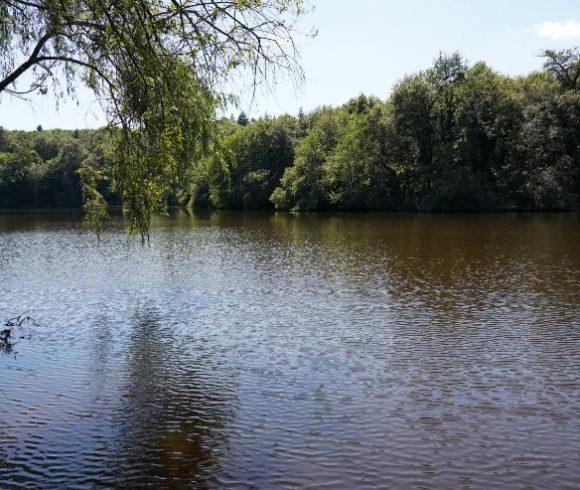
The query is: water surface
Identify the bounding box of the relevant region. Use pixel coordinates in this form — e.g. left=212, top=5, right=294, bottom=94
left=0, top=210, right=579, bottom=488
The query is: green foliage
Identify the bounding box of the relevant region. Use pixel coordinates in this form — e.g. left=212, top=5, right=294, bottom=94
left=542, top=48, right=580, bottom=90
left=0, top=147, right=40, bottom=207
left=237, top=111, right=250, bottom=126
left=226, top=115, right=297, bottom=208
left=0, top=0, right=308, bottom=237
left=192, top=115, right=298, bottom=209
left=1, top=49, right=579, bottom=215
left=323, top=102, right=399, bottom=209
left=0, top=128, right=113, bottom=209
left=271, top=107, right=346, bottom=210
left=273, top=50, right=579, bottom=212
left=78, top=162, right=108, bottom=235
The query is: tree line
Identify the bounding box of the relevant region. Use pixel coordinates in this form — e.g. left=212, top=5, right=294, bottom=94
left=1, top=50, right=579, bottom=212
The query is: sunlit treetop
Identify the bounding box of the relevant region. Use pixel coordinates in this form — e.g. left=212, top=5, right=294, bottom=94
left=542, top=48, right=580, bottom=91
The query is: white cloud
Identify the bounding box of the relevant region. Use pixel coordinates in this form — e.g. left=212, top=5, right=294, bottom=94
left=530, top=20, right=580, bottom=41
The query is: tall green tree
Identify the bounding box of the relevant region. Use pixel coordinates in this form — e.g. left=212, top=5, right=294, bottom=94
left=542, top=48, right=580, bottom=90
left=324, top=97, right=399, bottom=209
left=271, top=107, right=346, bottom=210
left=237, top=112, right=250, bottom=126
left=192, top=115, right=298, bottom=209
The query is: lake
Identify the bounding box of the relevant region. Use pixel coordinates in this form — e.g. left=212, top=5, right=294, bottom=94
left=0, top=210, right=579, bottom=488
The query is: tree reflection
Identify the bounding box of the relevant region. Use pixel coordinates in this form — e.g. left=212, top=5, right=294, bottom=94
left=114, top=304, right=236, bottom=487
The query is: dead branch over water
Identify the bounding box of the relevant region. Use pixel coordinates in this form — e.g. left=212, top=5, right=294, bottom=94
left=1, top=314, right=36, bottom=351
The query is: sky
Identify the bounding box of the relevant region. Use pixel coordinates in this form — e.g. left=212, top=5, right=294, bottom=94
left=1, top=0, right=580, bottom=129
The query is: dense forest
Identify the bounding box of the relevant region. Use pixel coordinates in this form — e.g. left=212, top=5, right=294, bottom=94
left=1, top=51, right=579, bottom=212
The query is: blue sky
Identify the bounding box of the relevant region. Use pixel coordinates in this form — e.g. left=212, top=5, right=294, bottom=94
left=1, top=0, right=580, bottom=129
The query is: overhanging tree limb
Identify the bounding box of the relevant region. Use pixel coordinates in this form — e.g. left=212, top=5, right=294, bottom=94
left=0, top=31, right=56, bottom=92
left=0, top=0, right=311, bottom=238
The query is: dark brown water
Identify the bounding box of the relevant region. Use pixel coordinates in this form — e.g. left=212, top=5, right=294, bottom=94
left=0, top=210, right=579, bottom=488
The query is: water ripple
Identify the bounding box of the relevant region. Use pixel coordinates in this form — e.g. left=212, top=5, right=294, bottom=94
left=0, top=210, right=579, bottom=488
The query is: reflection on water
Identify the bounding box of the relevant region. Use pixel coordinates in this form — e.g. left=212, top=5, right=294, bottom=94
left=115, top=304, right=235, bottom=486
left=0, top=210, right=579, bottom=488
